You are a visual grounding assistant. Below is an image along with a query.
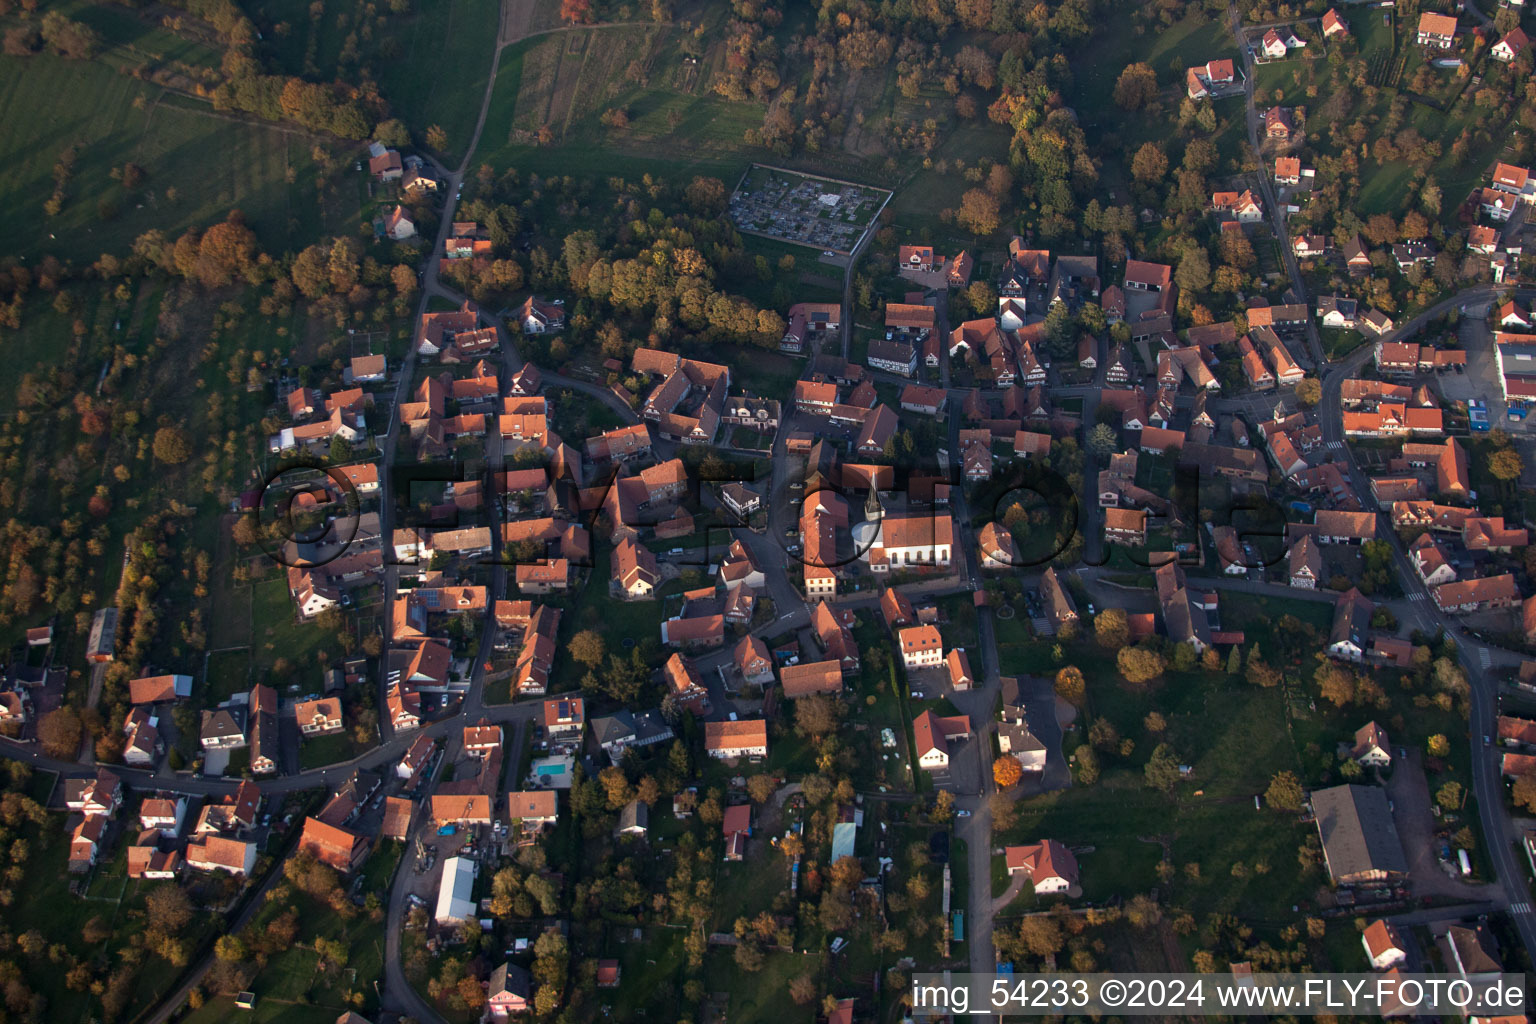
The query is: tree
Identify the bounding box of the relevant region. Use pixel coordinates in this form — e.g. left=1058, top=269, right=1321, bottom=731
left=1265, top=771, right=1304, bottom=811
left=931, top=789, right=955, bottom=822
left=1113, top=63, right=1159, bottom=110
left=1144, top=743, right=1181, bottom=794
left=1513, top=771, right=1536, bottom=813
left=146, top=885, right=194, bottom=931
left=374, top=118, right=411, bottom=147
left=684, top=176, right=728, bottom=215
left=1245, top=653, right=1282, bottom=689
left=1017, top=915, right=1063, bottom=956
left=1426, top=734, right=1451, bottom=757
left=964, top=280, right=997, bottom=316
left=957, top=188, right=1001, bottom=235
left=1488, top=448, right=1523, bottom=483
left=1317, top=663, right=1356, bottom=706
left=794, top=695, right=839, bottom=740
left=1117, top=645, right=1167, bottom=684
left=38, top=708, right=82, bottom=758
left=1087, top=422, right=1117, bottom=459
left=747, top=774, right=777, bottom=803
left=1175, top=247, right=1211, bottom=294
left=1095, top=608, right=1128, bottom=649
left=153, top=426, right=192, bottom=464
left=39, top=11, right=99, bottom=59
left=1074, top=744, right=1100, bottom=784
left=1054, top=665, right=1085, bottom=704
left=425, top=124, right=448, bottom=151
left=1294, top=378, right=1322, bottom=408
left=993, top=756, right=1023, bottom=788
left=1131, top=143, right=1168, bottom=184
left=1436, top=781, right=1463, bottom=810
left=569, top=629, right=605, bottom=669
left=214, top=935, right=246, bottom=961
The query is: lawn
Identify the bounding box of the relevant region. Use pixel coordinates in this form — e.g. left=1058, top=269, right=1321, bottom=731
left=249, top=575, right=346, bottom=691
left=205, top=648, right=253, bottom=706
left=605, top=927, right=686, bottom=1022
left=704, top=948, right=819, bottom=1024
left=999, top=781, right=1315, bottom=923
left=0, top=55, right=338, bottom=263
left=298, top=730, right=365, bottom=770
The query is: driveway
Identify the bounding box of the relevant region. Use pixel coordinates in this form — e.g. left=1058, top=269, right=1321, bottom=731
left=1383, top=749, right=1499, bottom=903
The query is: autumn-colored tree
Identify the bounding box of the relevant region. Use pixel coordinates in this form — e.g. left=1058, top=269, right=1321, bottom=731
left=1117, top=645, right=1167, bottom=684
left=569, top=629, right=606, bottom=669
left=1426, top=733, right=1451, bottom=757
left=1488, top=448, right=1523, bottom=482
left=38, top=707, right=82, bottom=758
left=1113, top=63, right=1158, bottom=110
left=560, top=0, right=592, bottom=23
left=684, top=176, right=728, bottom=215
left=1054, top=665, right=1085, bottom=704
left=1265, top=770, right=1304, bottom=811
left=146, top=884, right=194, bottom=931
left=993, top=756, right=1023, bottom=788
left=291, top=244, right=329, bottom=299
left=1363, top=213, right=1398, bottom=245
left=1513, top=772, right=1536, bottom=813
left=1436, top=781, right=1464, bottom=810
left=1131, top=143, right=1168, bottom=184
left=1317, top=663, right=1356, bottom=706
left=153, top=426, right=192, bottom=464
left=747, top=774, right=777, bottom=803
left=1095, top=607, right=1129, bottom=648
left=1017, top=915, right=1063, bottom=956
left=794, top=695, right=839, bottom=739
left=425, top=124, right=448, bottom=151
left=1294, top=378, right=1322, bottom=408
left=956, top=188, right=1001, bottom=235
left=196, top=216, right=257, bottom=288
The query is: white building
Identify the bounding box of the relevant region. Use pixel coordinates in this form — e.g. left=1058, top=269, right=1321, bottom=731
left=435, top=856, right=478, bottom=925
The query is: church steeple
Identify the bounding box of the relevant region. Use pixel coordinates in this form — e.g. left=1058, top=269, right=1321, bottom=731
left=864, top=484, right=884, bottom=521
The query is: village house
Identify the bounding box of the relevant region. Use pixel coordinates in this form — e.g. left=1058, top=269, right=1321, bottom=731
left=295, top=697, right=343, bottom=737
left=704, top=719, right=769, bottom=760
left=1005, top=840, right=1079, bottom=894
left=1416, top=11, right=1457, bottom=47
left=1328, top=588, right=1374, bottom=662
left=1185, top=58, right=1236, bottom=99
left=1433, top=574, right=1520, bottom=614
left=1351, top=722, right=1392, bottom=768
left=778, top=659, right=844, bottom=700
left=1363, top=921, right=1408, bottom=970
left=1104, top=507, right=1148, bottom=546
left=898, top=624, right=944, bottom=668
left=912, top=710, right=972, bottom=770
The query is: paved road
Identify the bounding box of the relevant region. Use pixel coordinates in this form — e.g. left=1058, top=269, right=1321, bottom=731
left=1229, top=1, right=1326, bottom=369
left=1309, top=284, right=1536, bottom=959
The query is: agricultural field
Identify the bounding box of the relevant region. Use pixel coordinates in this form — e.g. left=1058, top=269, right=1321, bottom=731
left=0, top=55, right=353, bottom=264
